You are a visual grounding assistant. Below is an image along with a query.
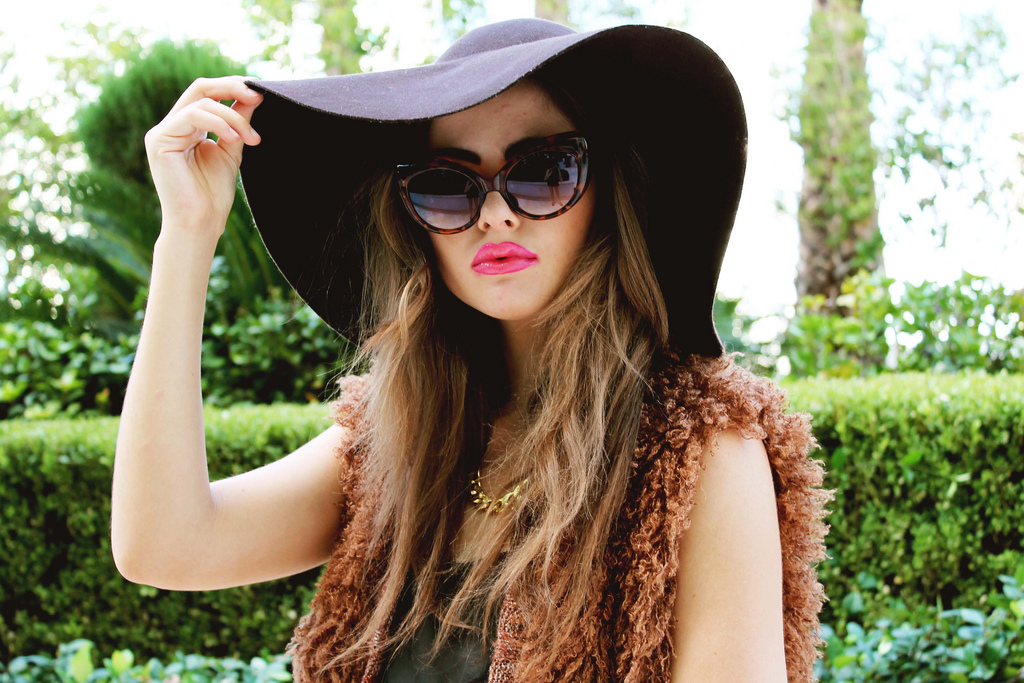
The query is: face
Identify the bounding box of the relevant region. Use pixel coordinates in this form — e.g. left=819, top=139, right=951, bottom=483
left=424, top=81, right=597, bottom=329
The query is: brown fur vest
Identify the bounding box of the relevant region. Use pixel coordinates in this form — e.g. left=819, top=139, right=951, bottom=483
left=284, top=347, right=834, bottom=682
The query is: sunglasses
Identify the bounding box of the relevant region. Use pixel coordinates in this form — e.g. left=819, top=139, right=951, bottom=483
left=395, top=131, right=591, bottom=234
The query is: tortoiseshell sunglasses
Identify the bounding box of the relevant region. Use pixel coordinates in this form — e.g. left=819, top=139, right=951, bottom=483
left=395, top=131, right=591, bottom=234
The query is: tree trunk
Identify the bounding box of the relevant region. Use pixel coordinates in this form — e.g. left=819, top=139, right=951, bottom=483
left=795, top=0, right=884, bottom=314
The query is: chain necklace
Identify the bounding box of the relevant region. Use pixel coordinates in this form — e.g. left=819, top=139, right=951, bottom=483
left=470, top=468, right=528, bottom=514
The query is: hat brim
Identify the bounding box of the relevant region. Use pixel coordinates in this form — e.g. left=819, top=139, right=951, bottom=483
left=238, top=21, right=746, bottom=357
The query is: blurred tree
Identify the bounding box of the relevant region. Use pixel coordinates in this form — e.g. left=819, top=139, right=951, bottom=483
left=876, top=13, right=1020, bottom=248
left=790, top=0, right=884, bottom=316
left=2, top=23, right=299, bottom=338
left=0, top=20, right=146, bottom=334
left=241, top=0, right=388, bottom=75
left=780, top=9, right=1021, bottom=309
left=713, top=294, right=778, bottom=378
left=536, top=0, right=570, bottom=25
left=70, top=39, right=294, bottom=333
left=432, top=0, right=488, bottom=47
left=1016, top=132, right=1024, bottom=220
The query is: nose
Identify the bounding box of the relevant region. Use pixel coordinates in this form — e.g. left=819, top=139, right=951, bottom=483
left=475, top=189, right=521, bottom=231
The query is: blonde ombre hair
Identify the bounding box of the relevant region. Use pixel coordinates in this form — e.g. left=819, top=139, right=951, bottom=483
left=319, top=71, right=670, bottom=679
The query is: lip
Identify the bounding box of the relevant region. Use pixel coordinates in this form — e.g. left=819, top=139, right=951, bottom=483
left=472, top=242, right=539, bottom=275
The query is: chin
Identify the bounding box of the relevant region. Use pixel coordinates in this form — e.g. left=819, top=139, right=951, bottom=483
left=460, top=296, right=541, bottom=322
left=445, top=278, right=549, bottom=322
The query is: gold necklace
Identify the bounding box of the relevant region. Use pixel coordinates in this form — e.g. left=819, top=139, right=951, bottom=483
left=470, top=468, right=528, bottom=514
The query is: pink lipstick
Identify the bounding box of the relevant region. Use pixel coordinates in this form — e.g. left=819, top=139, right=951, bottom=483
left=472, top=242, right=538, bottom=275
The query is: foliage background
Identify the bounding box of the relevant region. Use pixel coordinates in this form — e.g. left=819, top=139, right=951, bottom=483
left=0, top=0, right=1022, bottom=677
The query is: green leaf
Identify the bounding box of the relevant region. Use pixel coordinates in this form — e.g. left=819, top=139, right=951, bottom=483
left=842, top=591, right=865, bottom=614
left=900, top=449, right=924, bottom=466
left=69, top=645, right=94, bottom=683
left=111, top=650, right=134, bottom=676
left=832, top=653, right=857, bottom=668
left=958, top=608, right=986, bottom=625
left=856, top=571, right=880, bottom=590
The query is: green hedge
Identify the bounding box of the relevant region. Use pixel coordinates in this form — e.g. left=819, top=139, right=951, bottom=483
left=0, top=403, right=338, bottom=663
left=784, top=369, right=1024, bottom=627
left=1, top=370, right=1022, bottom=661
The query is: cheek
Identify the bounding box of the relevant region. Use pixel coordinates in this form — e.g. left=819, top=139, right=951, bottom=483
left=427, top=235, right=460, bottom=289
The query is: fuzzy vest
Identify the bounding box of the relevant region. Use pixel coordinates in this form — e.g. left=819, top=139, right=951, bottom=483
left=284, top=348, right=834, bottom=682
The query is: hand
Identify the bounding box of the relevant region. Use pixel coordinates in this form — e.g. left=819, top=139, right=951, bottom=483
left=144, top=75, right=264, bottom=241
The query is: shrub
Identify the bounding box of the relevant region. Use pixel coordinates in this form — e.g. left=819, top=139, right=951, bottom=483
left=816, top=573, right=1024, bottom=681
left=781, top=268, right=1024, bottom=378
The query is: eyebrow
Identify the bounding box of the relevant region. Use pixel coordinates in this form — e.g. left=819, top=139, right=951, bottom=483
left=426, top=135, right=552, bottom=165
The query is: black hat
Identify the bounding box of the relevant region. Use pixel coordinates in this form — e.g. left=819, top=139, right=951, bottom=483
left=239, top=17, right=747, bottom=357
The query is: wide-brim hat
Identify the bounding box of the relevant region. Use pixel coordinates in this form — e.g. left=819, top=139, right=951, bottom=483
left=239, top=17, right=747, bottom=357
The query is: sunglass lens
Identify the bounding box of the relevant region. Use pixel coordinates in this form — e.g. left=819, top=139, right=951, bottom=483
left=506, top=150, right=579, bottom=216
left=407, top=169, right=482, bottom=230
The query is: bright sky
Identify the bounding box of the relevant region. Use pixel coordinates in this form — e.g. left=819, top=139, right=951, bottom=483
left=4, top=0, right=1023, bottom=335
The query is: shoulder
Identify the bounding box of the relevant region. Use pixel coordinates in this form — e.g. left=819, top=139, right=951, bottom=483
left=671, top=426, right=787, bottom=681
left=650, top=348, right=832, bottom=681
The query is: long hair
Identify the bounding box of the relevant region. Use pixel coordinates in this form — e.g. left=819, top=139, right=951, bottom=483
left=319, top=68, right=670, bottom=678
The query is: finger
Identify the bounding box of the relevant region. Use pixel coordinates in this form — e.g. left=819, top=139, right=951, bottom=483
left=167, top=75, right=263, bottom=118
left=191, top=97, right=261, bottom=145
left=215, top=100, right=264, bottom=165
left=230, top=98, right=262, bottom=143
left=154, top=106, right=241, bottom=151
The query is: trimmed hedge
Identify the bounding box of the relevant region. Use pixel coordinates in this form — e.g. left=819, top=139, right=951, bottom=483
left=0, top=403, right=338, bottom=663
left=1, top=370, right=1022, bottom=661
left=783, top=369, right=1024, bottom=627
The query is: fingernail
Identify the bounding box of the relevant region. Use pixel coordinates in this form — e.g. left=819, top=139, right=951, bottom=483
left=250, top=126, right=260, bottom=140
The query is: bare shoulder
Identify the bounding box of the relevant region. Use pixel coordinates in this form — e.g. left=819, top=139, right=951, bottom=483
left=670, top=428, right=787, bottom=682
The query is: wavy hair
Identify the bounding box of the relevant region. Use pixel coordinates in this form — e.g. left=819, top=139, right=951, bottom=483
left=318, top=68, right=670, bottom=679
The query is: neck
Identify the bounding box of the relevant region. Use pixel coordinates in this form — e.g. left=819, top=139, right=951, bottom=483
left=500, top=317, right=538, bottom=414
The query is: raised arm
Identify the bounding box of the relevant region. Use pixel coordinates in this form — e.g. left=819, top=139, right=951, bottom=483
left=111, top=76, right=353, bottom=590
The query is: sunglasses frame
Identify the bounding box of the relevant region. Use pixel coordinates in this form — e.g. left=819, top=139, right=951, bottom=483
left=395, top=131, right=591, bottom=235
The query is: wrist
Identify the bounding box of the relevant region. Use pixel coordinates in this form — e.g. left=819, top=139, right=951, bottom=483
left=152, top=233, right=220, bottom=285
left=154, top=229, right=220, bottom=263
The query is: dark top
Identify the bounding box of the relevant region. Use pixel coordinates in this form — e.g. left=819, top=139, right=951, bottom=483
left=380, top=561, right=503, bottom=682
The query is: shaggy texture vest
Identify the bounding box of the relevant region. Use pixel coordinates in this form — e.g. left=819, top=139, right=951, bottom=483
left=284, top=348, right=834, bottom=682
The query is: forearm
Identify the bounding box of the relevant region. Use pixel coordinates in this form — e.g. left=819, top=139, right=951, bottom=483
left=111, top=229, right=219, bottom=580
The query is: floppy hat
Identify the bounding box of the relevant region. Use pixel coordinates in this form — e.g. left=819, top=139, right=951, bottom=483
left=238, top=17, right=747, bottom=358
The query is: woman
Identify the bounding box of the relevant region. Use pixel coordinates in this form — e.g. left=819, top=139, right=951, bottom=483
left=113, top=17, right=833, bottom=682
